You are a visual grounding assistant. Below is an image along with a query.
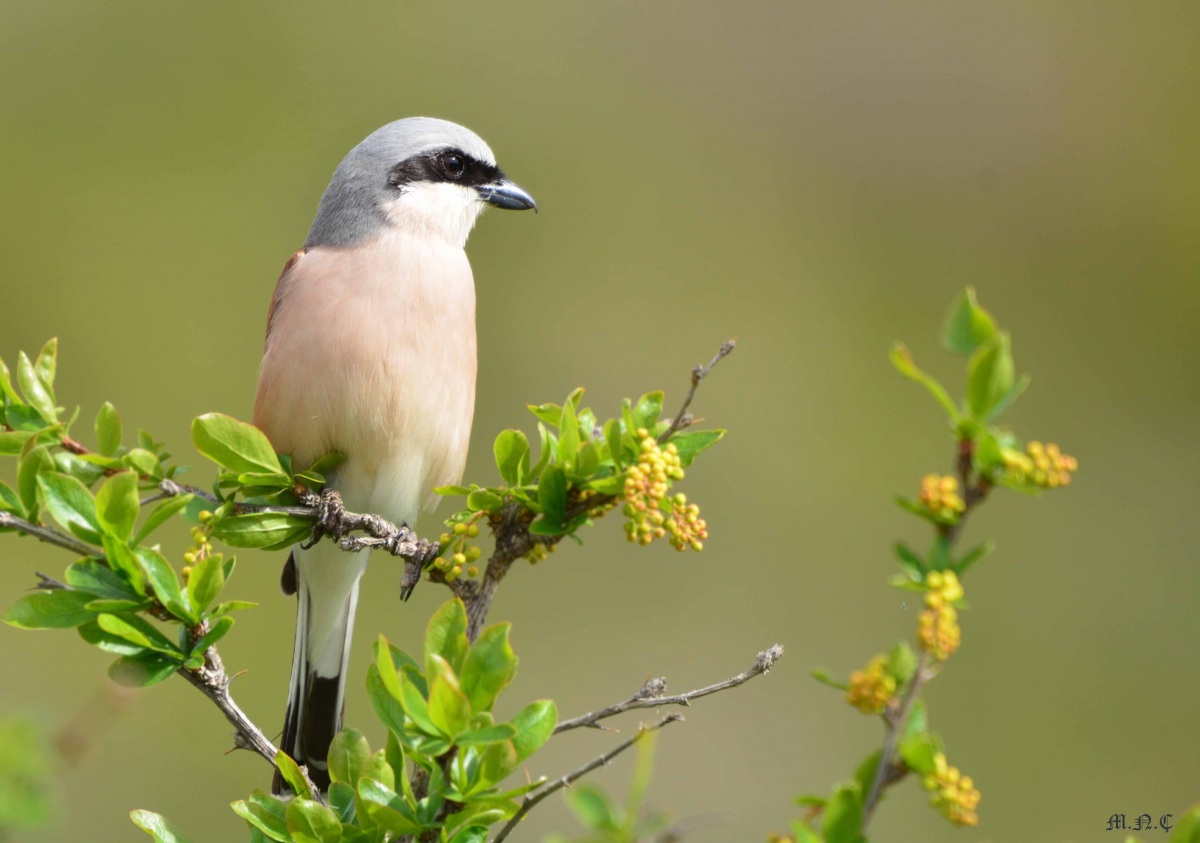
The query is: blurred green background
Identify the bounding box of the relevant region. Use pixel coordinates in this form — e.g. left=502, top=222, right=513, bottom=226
left=2, top=1, right=1198, bottom=841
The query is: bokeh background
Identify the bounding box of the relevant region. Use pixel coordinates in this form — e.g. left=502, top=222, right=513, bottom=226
left=2, top=2, right=1198, bottom=841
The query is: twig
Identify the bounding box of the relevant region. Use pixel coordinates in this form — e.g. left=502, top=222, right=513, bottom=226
left=861, top=651, right=932, bottom=824
left=493, top=714, right=683, bottom=843
left=0, top=511, right=100, bottom=558
left=554, top=645, right=784, bottom=734
left=178, top=643, right=324, bottom=803
left=658, top=340, right=735, bottom=443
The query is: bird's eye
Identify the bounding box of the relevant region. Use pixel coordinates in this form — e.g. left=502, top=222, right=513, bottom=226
left=442, top=153, right=466, bottom=178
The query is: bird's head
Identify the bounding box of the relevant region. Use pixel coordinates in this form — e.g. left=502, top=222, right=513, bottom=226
left=305, top=117, right=536, bottom=250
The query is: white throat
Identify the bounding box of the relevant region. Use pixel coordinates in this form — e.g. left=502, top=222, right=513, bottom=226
left=382, top=182, right=487, bottom=248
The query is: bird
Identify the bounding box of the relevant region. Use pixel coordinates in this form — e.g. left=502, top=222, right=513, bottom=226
left=252, top=117, right=536, bottom=793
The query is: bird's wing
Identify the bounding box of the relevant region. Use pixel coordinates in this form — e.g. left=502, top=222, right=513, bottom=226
left=264, top=249, right=308, bottom=350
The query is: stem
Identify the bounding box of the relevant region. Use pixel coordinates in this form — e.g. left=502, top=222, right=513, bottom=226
left=861, top=651, right=932, bottom=824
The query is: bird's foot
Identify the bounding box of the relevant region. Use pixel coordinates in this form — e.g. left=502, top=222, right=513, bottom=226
left=398, top=536, right=442, bottom=602
left=301, top=488, right=348, bottom=549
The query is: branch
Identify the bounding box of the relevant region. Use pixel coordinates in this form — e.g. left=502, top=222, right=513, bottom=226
left=0, top=511, right=101, bottom=558
left=658, top=340, right=735, bottom=443
left=554, top=644, right=784, bottom=734
left=493, top=714, right=683, bottom=843
left=178, top=641, right=325, bottom=804
left=861, top=651, right=932, bottom=824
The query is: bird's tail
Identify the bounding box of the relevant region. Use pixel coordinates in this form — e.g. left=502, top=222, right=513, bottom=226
left=273, top=542, right=369, bottom=795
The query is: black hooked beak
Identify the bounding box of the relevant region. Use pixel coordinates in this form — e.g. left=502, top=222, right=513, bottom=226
left=478, top=178, right=537, bottom=212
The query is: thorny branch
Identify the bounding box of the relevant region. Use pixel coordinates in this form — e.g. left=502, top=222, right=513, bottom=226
left=493, top=714, right=684, bottom=843
left=555, top=644, right=784, bottom=734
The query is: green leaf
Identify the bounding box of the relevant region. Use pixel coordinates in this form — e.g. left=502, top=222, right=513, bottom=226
left=4, top=589, right=98, bottom=629
left=108, top=651, right=180, bottom=687
left=231, top=794, right=291, bottom=842
left=135, top=548, right=194, bottom=623
left=0, top=356, right=18, bottom=404
left=537, top=465, right=567, bottom=529
left=494, top=430, right=530, bottom=486
left=95, top=402, right=122, bottom=456
left=328, top=728, right=371, bottom=787
left=791, top=819, right=824, bottom=843
left=78, top=619, right=145, bottom=655
left=455, top=724, right=518, bottom=746
left=986, top=372, right=1030, bottom=420
left=0, top=429, right=35, bottom=456
left=187, top=554, right=225, bottom=616
left=898, top=731, right=942, bottom=775
left=397, top=665, right=440, bottom=737
left=134, top=494, right=194, bottom=545
left=477, top=740, right=519, bottom=789
left=953, top=540, right=995, bottom=576
left=460, top=623, right=518, bottom=714
left=328, top=782, right=356, bottom=823
left=567, top=784, right=619, bottom=831
left=212, top=511, right=311, bottom=549
left=631, top=391, right=664, bottom=432
left=889, top=342, right=961, bottom=423
left=466, top=488, right=503, bottom=513
left=17, top=446, right=57, bottom=519
left=886, top=642, right=917, bottom=686
left=509, top=700, right=556, bottom=761
left=66, top=560, right=138, bottom=600
left=123, top=448, right=162, bottom=478
left=95, top=471, right=139, bottom=541
left=189, top=616, right=234, bottom=653
left=1168, top=804, right=1200, bottom=843
left=448, top=827, right=488, bottom=843
left=434, top=485, right=472, bottom=496
left=822, top=782, right=863, bottom=843
left=359, top=749, right=395, bottom=790
left=37, top=472, right=102, bottom=543
left=104, top=536, right=145, bottom=595
left=427, top=654, right=472, bottom=739
left=0, top=479, right=23, bottom=520
left=526, top=402, right=562, bottom=427
left=17, top=350, right=56, bottom=423
left=604, top=418, right=625, bottom=471
left=966, top=332, right=1014, bottom=420
left=365, top=665, right=408, bottom=740
left=893, top=542, right=925, bottom=581
left=357, top=778, right=420, bottom=836
left=557, top=400, right=580, bottom=469
left=34, top=338, right=57, bottom=393
left=97, top=613, right=182, bottom=656
left=274, top=750, right=313, bottom=800
left=668, top=429, right=725, bottom=467
left=425, top=599, right=470, bottom=677
left=286, top=798, right=342, bottom=843
left=942, top=287, right=998, bottom=356
left=904, top=698, right=928, bottom=741
left=810, top=667, right=849, bottom=691
left=130, top=809, right=195, bottom=843
left=191, top=413, right=283, bottom=475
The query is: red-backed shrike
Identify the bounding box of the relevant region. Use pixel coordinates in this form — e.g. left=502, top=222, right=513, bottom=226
left=253, top=117, right=535, bottom=792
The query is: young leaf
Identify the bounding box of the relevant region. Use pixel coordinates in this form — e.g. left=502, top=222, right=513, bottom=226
left=493, top=430, right=530, bottom=487
left=130, top=810, right=195, bottom=843
left=274, top=750, right=313, bottom=800
left=4, top=590, right=98, bottom=629
left=108, top=651, right=180, bottom=687
left=448, top=827, right=489, bottom=843
left=359, top=749, right=394, bottom=790
left=631, top=391, right=664, bottom=432
left=966, top=332, right=1014, bottom=420
left=425, top=599, right=470, bottom=677
left=231, top=796, right=291, bottom=842
left=942, top=287, right=998, bottom=356
left=0, top=430, right=35, bottom=456
left=357, top=778, right=420, bottom=836
left=567, top=784, right=619, bottom=832
left=97, top=613, right=182, bottom=656
left=95, top=402, right=122, bottom=456
left=898, top=732, right=942, bottom=775
left=821, top=782, right=863, bottom=843
left=509, top=699, right=556, bottom=761
left=526, top=402, right=563, bottom=427
left=459, top=623, right=518, bottom=714
left=668, top=429, right=725, bottom=467
left=454, top=724, right=518, bottom=747
left=557, top=400, right=580, bottom=470
left=95, top=471, right=139, bottom=542
left=134, top=494, right=194, bottom=545
left=427, top=654, right=472, bottom=740
left=17, top=446, right=56, bottom=517
left=466, top=488, right=503, bottom=513
left=604, top=418, right=625, bottom=471
left=893, top=542, right=925, bottom=581
left=66, top=560, right=138, bottom=600
left=17, top=350, right=56, bottom=423
left=187, top=554, right=225, bottom=616
left=191, top=413, right=283, bottom=475
left=889, top=343, right=961, bottom=423
left=537, top=465, right=567, bottom=530
left=189, top=616, right=234, bottom=654
left=285, top=798, right=342, bottom=843
left=328, top=728, right=371, bottom=787
left=37, top=472, right=101, bottom=543
left=135, top=547, right=194, bottom=623
left=211, top=511, right=311, bottom=549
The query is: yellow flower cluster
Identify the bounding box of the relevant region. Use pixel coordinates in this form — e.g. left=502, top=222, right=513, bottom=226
left=1026, top=441, right=1077, bottom=488
left=436, top=520, right=482, bottom=581
left=1001, top=441, right=1077, bottom=489
left=622, top=429, right=705, bottom=551
left=918, top=571, right=963, bottom=661
left=922, top=752, right=981, bottom=827
left=918, top=474, right=965, bottom=519
left=845, top=654, right=896, bottom=714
